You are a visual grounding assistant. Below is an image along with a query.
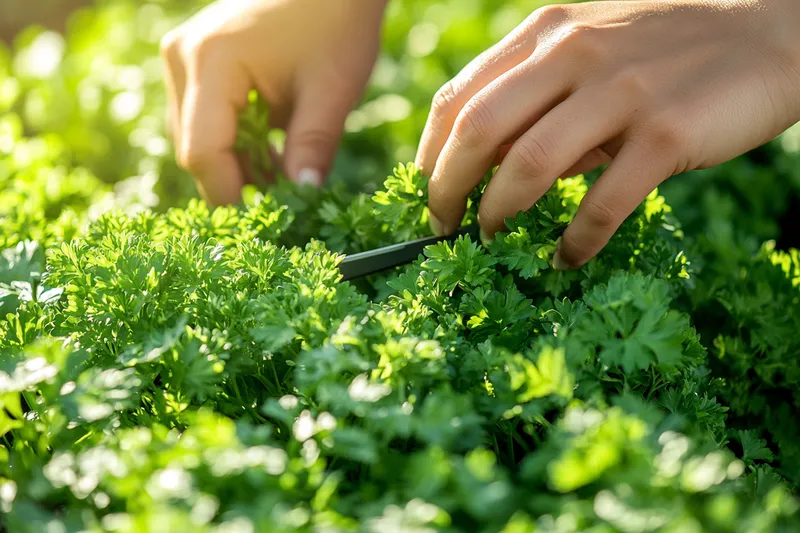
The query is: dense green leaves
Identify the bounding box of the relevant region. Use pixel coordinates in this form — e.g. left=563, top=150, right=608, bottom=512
left=2, top=0, right=800, bottom=531
left=3, top=158, right=797, bottom=532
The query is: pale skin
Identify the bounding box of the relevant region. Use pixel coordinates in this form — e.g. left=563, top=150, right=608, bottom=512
left=162, top=0, right=800, bottom=270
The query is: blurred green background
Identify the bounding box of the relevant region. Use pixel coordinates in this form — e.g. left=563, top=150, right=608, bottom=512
left=1, top=0, right=563, bottom=204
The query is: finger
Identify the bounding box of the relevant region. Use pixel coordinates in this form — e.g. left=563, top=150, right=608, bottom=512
left=282, top=80, right=355, bottom=187
left=180, top=45, right=250, bottom=206
left=160, top=29, right=187, bottom=148
left=477, top=87, right=631, bottom=238
left=490, top=143, right=513, bottom=167
left=415, top=5, right=576, bottom=177
left=427, top=53, right=573, bottom=235
left=559, top=147, right=612, bottom=178
left=492, top=147, right=610, bottom=191
left=553, top=141, right=675, bottom=270
left=414, top=22, right=542, bottom=177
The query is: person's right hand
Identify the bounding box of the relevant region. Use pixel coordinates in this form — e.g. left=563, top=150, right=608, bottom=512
left=160, top=0, right=388, bottom=205
left=414, top=0, right=800, bottom=270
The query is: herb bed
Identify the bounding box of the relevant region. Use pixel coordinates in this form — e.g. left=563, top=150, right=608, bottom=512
left=2, top=1, right=800, bottom=531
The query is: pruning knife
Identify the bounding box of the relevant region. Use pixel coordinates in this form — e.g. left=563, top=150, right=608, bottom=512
left=338, top=225, right=479, bottom=281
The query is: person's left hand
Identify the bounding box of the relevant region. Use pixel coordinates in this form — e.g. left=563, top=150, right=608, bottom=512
left=415, top=0, right=800, bottom=270
left=160, top=0, right=387, bottom=205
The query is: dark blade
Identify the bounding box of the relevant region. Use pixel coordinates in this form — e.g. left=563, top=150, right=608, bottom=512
left=338, top=225, right=479, bottom=281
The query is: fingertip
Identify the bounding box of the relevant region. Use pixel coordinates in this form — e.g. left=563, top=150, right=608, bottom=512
left=551, top=238, right=572, bottom=271
left=429, top=211, right=447, bottom=236
left=553, top=226, right=604, bottom=271
left=479, top=227, right=494, bottom=247
left=427, top=183, right=463, bottom=237
left=427, top=203, right=466, bottom=237
left=185, top=150, right=247, bottom=207
left=476, top=201, right=507, bottom=238
left=283, top=135, right=336, bottom=186
left=414, top=142, right=438, bottom=178
left=413, top=148, right=426, bottom=174
left=297, top=168, right=323, bottom=187
left=284, top=83, right=353, bottom=188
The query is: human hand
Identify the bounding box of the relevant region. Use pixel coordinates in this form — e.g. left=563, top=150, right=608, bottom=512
left=416, top=0, right=800, bottom=269
left=161, top=0, right=388, bottom=205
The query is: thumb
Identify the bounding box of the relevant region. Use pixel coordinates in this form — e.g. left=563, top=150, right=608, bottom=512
left=283, top=82, right=353, bottom=186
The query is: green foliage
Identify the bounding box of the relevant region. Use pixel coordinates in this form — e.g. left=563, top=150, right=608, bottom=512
left=4, top=158, right=797, bottom=531
left=2, top=0, right=800, bottom=531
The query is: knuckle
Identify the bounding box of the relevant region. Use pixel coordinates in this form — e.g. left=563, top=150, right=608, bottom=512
left=452, top=98, right=496, bottom=146
left=645, top=110, right=685, bottom=153
left=182, top=33, right=227, bottom=65
left=177, top=145, right=204, bottom=173
left=554, top=24, right=605, bottom=62
left=431, top=81, right=459, bottom=116
left=509, top=137, right=552, bottom=178
left=160, top=29, right=183, bottom=61
left=612, top=68, right=649, bottom=102
left=529, top=4, right=571, bottom=29
left=291, top=129, right=338, bottom=156
left=177, top=139, right=216, bottom=175
left=580, top=196, right=617, bottom=228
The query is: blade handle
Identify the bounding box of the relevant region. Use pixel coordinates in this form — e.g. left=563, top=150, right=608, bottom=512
left=338, top=225, right=478, bottom=281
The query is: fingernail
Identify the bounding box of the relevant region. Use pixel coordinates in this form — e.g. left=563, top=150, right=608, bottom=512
left=429, top=212, right=447, bottom=236
left=480, top=228, right=493, bottom=247
left=552, top=239, right=570, bottom=271
left=297, top=168, right=322, bottom=187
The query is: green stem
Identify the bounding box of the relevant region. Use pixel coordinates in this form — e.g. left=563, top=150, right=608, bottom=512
left=268, top=358, right=283, bottom=395
left=512, top=430, right=531, bottom=453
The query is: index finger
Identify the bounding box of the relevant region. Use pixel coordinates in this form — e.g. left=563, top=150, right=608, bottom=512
left=179, top=45, right=250, bottom=206
left=413, top=13, right=550, bottom=177
left=427, top=49, right=572, bottom=236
